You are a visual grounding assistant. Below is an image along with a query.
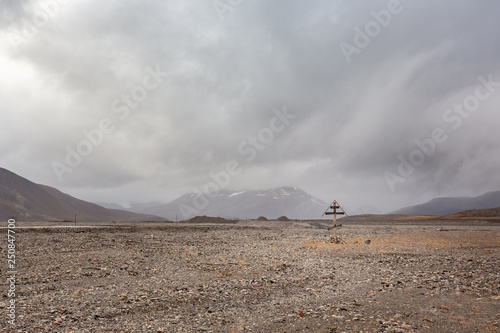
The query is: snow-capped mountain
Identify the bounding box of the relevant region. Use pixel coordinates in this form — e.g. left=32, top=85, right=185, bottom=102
left=132, top=186, right=328, bottom=220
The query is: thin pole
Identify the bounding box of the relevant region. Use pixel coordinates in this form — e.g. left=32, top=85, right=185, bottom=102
left=333, top=213, right=337, bottom=239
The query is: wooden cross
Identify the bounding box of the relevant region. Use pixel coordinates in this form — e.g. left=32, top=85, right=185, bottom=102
left=324, top=200, right=345, bottom=239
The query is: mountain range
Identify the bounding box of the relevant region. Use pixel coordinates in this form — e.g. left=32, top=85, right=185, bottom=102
left=2, top=166, right=500, bottom=222
left=392, top=191, right=500, bottom=216
left=109, top=187, right=328, bottom=220
left=0, top=168, right=162, bottom=222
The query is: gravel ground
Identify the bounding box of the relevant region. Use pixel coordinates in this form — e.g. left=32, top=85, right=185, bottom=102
left=1, top=220, right=499, bottom=332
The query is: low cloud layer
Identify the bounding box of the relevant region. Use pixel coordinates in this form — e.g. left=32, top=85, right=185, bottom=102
left=1, top=0, right=500, bottom=214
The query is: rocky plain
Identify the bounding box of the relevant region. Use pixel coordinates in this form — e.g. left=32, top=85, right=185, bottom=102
left=1, top=217, right=499, bottom=332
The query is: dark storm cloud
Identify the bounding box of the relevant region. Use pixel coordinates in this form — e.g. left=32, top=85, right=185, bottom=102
left=1, top=0, right=499, bottom=212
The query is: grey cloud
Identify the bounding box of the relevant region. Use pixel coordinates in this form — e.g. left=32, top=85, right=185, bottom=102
left=1, top=0, right=499, bottom=213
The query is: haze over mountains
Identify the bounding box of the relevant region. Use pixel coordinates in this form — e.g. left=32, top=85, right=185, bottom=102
left=392, top=191, right=500, bottom=216
left=0, top=167, right=327, bottom=221
left=117, top=187, right=328, bottom=221
left=106, top=189, right=500, bottom=220
left=2, top=167, right=500, bottom=222
left=0, top=168, right=162, bottom=222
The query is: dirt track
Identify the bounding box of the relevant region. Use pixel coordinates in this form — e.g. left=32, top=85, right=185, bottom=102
left=1, top=219, right=499, bottom=332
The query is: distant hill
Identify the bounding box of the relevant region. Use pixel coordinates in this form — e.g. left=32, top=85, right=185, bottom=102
left=392, top=191, right=500, bottom=216
left=0, top=168, right=164, bottom=222
left=441, top=207, right=500, bottom=219
left=132, top=186, right=327, bottom=220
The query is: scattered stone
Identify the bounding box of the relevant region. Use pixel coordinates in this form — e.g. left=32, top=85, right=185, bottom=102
left=4, top=221, right=498, bottom=331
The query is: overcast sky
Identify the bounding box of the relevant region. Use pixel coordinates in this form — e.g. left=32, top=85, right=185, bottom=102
left=1, top=0, right=500, bottom=214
